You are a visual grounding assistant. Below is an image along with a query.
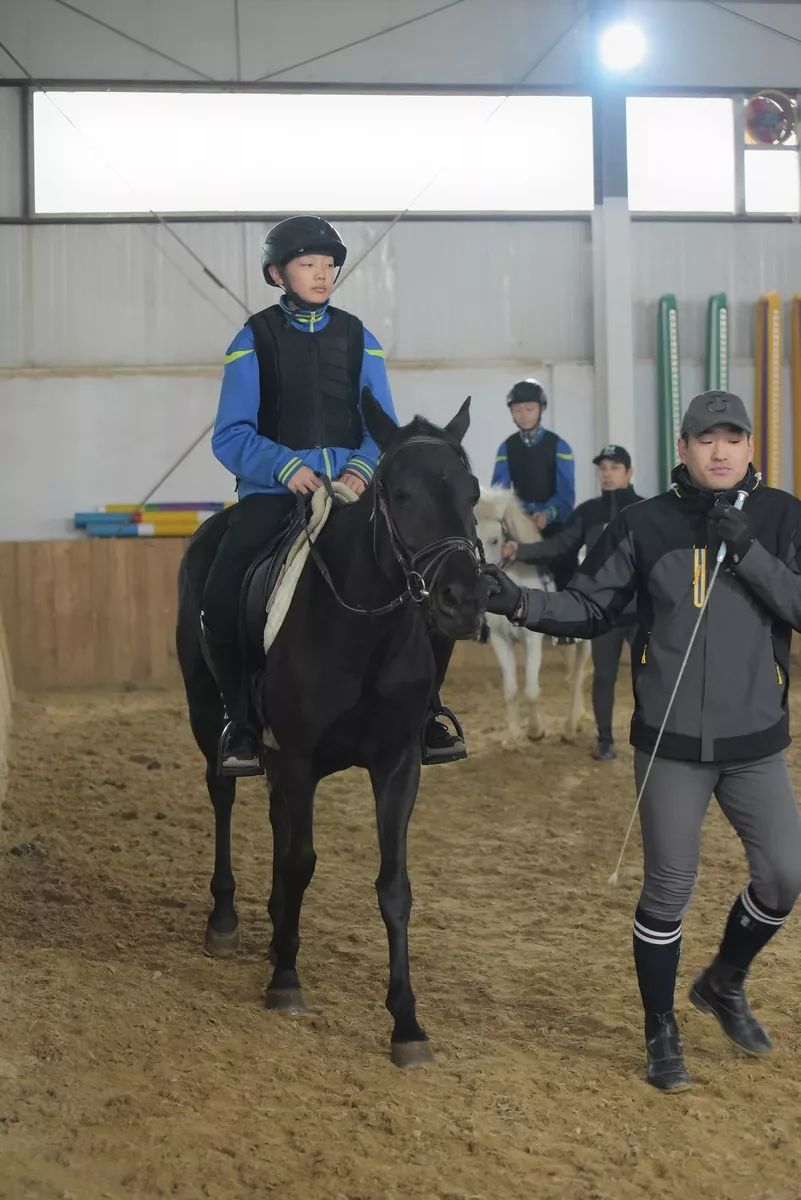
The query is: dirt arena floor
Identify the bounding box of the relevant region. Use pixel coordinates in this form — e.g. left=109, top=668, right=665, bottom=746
left=2, top=646, right=801, bottom=1200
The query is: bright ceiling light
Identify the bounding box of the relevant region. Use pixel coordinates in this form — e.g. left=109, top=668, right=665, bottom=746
left=599, top=22, right=646, bottom=71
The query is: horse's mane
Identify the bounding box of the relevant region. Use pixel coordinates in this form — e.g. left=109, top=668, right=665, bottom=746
left=383, top=415, right=472, bottom=471
left=475, top=487, right=541, bottom=544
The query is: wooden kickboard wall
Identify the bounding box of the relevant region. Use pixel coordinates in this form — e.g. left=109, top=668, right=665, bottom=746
left=0, top=603, right=13, bottom=812
left=0, top=539, right=187, bottom=690
left=0, top=538, right=485, bottom=691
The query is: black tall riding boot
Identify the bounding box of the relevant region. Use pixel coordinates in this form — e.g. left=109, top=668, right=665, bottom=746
left=689, top=956, right=773, bottom=1055
left=644, top=1011, right=691, bottom=1092
left=203, top=629, right=264, bottom=777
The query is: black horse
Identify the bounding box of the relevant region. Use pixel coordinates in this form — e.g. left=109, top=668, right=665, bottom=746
left=176, top=391, right=486, bottom=1066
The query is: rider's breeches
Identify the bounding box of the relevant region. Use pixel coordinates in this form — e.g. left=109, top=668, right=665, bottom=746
left=202, top=493, right=296, bottom=645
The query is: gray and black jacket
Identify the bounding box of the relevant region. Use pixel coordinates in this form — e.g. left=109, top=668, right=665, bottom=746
left=517, top=465, right=801, bottom=762
left=514, top=485, right=645, bottom=624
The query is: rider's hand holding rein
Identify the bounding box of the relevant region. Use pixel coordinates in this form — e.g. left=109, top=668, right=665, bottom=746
left=287, top=465, right=325, bottom=496
left=337, top=470, right=367, bottom=496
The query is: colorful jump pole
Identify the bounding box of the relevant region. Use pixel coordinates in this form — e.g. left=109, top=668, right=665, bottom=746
left=754, top=293, right=783, bottom=487
left=657, top=294, right=682, bottom=492
left=705, top=293, right=730, bottom=391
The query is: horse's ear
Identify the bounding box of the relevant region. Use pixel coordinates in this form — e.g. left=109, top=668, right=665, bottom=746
left=444, top=396, right=471, bottom=444
left=361, top=386, right=397, bottom=451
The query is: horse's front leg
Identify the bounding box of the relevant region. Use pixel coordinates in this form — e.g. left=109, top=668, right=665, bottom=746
left=264, top=753, right=317, bottom=1016
left=265, top=755, right=288, bottom=965
left=368, top=740, right=432, bottom=1068
left=488, top=623, right=521, bottom=740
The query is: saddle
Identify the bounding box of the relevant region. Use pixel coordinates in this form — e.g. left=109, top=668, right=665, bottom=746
left=240, top=481, right=359, bottom=659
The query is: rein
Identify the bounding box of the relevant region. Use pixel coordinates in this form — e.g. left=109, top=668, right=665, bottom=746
left=296, top=437, right=485, bottom=618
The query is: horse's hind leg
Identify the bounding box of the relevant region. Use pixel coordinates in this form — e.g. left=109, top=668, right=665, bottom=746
left=265, top=755, right=317, bottom=1015
left=562, top=639, right=591, bottom=742
left=523, top=631, right=545, bottom=741
left=204, top=766, right=240, bottom=956
left=369, top=743, right=432, bottom=1068
left=177, top=596, right=240, bottom=957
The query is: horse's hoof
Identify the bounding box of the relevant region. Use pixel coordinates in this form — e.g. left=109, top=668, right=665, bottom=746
left=265, top=987, right=309, bottom=1015
left=203, top=923, right=240, bottom=958
left=527, top=730, right=546, bottom=742
left=391, top=1040, right=434, bottom=1069
left=561, top=732, right=577, bottom=744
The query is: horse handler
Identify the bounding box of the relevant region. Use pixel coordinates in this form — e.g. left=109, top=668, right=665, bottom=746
left=483, top=390, right=801, bottom=1092
left=501, top=443, right=645, bottom=761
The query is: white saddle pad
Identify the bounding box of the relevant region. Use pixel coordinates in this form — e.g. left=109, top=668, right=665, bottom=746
left=263, top=481, right=359, bottom=655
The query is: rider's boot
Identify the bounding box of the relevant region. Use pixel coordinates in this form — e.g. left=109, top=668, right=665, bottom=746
left=421, top=696, right=467, bottom=765
left=203, top=627, right=264, bottom=777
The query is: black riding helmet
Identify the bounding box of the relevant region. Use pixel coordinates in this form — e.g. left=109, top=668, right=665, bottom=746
left=260, top=215, right=347, bottom=287
left=507, top=378, right=547, bottom=409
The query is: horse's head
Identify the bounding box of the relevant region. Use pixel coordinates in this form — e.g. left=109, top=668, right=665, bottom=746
left=475, top=488, right=540, bottom=565
left=363, top=388, right=487, bottom=639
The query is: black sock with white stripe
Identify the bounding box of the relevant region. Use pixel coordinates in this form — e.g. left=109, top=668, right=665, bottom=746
left=633, top=906, right=682, bottom=1016
left=718, top=883, right=789, bottom=972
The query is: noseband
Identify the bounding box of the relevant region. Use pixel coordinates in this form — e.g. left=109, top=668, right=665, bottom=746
left=299, top=436, right=485, bottom=618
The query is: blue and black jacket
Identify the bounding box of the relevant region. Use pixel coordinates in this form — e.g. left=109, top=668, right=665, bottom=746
left=212, top=296, right=397, bottom=497
left=491, top=426, right=575, bottom=524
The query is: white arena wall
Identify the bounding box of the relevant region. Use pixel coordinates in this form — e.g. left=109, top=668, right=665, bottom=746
left=0, top=217, right=798, bottom=539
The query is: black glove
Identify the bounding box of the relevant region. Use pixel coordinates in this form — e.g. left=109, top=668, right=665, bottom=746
left=483, top=564, right=523, bottom=618
left=708, top=504, right=754, bottom=564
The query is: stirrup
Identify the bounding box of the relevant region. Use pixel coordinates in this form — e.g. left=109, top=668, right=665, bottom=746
left=421, top=706, right=468, bottom=766
left=216, top=720, right=265, bottom=778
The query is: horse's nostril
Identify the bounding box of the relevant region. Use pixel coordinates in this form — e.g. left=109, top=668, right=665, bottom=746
left=439, top=584, right=463, bottom=614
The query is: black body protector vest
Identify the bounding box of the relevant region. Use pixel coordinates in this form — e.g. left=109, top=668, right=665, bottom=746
left=505, top=430, right=559, bottom=504
left=247, top=305, right=364, bottom=450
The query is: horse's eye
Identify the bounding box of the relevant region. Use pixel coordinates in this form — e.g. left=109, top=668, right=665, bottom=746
left=394, top=489, right=412, bottom=504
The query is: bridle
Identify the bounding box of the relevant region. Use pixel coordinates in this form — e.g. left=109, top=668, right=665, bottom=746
left=297, top=435, right=485, bottom=618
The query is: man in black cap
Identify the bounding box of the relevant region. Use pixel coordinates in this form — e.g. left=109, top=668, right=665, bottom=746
left=501, top=444, right=645, bottom=760
left=484, top=390, right=801, bottom=1094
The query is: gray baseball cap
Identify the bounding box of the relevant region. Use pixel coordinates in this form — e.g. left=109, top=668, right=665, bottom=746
left=680, top=390, right=752, bottom=438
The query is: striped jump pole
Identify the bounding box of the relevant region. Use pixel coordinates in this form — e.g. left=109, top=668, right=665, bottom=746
left=705, top=293, right=730, bottom=391
left=657, top=294, right=682, bottom=492
left=754, top=293, right=783, bottom=488
left=791, top=296, right=801, bottom=498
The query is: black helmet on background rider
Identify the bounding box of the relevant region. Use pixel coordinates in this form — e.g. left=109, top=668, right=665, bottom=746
left=260, top=215, right=347, bottom=288
left=506, top=379, right=548, bottom=410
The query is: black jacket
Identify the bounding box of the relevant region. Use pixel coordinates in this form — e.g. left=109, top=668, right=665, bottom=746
left=518, top=466, right=801, bottom=762
left=516, top=485, right=644, bottom=561
left=515, top=485, right=644, bottom=623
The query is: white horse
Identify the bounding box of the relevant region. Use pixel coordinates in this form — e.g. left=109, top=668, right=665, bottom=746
left=476, top=488, right=591, bottom=743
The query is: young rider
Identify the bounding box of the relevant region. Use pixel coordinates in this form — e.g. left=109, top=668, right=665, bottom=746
left=204, top=215, right=464, bottom=775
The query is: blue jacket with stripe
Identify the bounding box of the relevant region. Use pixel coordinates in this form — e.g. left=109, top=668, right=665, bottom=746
left=212, top=301, right=397, bottom=497
left=491, top=427, right=575, bottom=524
